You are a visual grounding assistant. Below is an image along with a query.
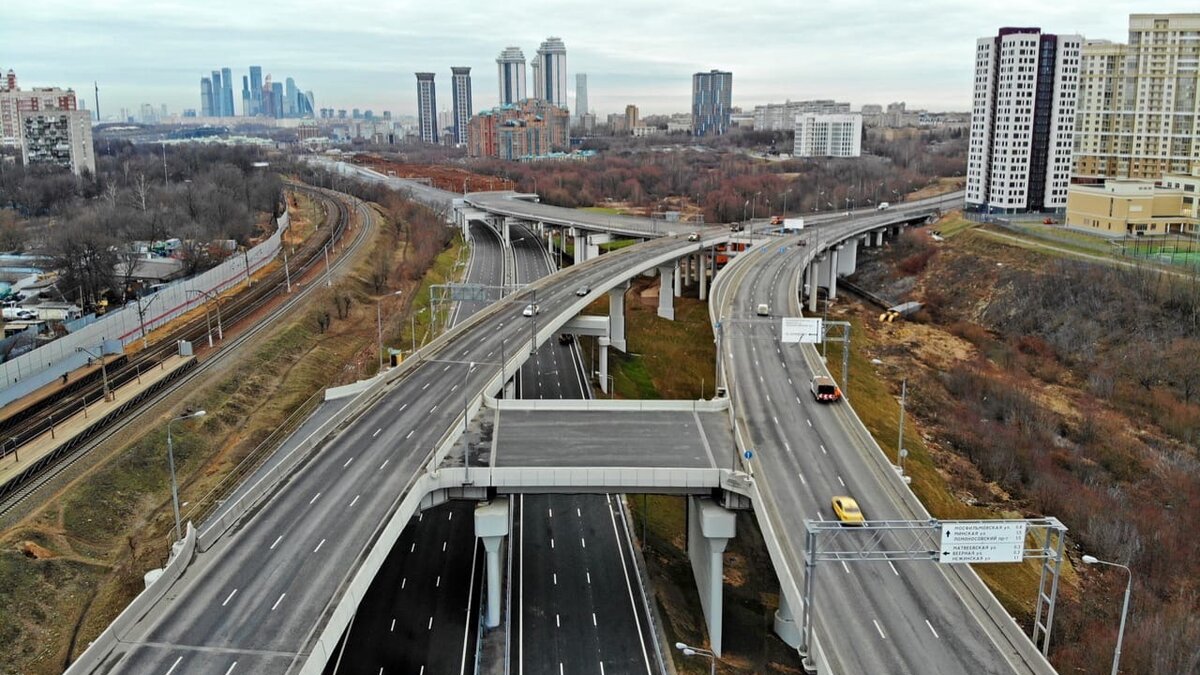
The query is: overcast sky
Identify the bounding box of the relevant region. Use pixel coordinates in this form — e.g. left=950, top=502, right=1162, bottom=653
left=4, top=1, right=1194, bottom=120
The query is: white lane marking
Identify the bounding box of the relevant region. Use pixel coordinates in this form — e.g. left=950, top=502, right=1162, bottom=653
left=806, top=418, right=812, bottom=427
left=442, top=541, right=447, bottom=552
left=269, top=536, right=282, bottom=550
left=600, top=664, right=605, bottom=675
left=788, top=378, right=793, bottom=385
left=390, top=618, right=396, bottom=632
left=796, top=396, right=802, bottom=404
left=409, top=542, right=415, bottom=553
left=550, top=538, right=555, bottom=549
left=593, top=612, right=598, bottom=626
left=556, top=614, right=561, bottom=628
left=580, top=537, right=586, bottom=548
left=548, top=508, right=553, bottom=518
left=553, top=573, right=557, bottom=585
left=271, top=593, right=286, bottom=611
left=430, top=405, right=438, bottom=413
left=422, top=382, right=431, bottom=390
left=443, top=364, right=452, bottom=372
left=428, top=616, right=434, bottom=630
left=399, top=403, right=407, bottom=412
left=350, top=494, right=360, bottom=507
left=873, top=619, right=887, bottom=639
left=344, top=457, right=355, bottom=467
left=406, top=430, right=414, bottom=439
left=586, top=571, right=591, bottom=584
left=402, top=577, right=407, bottom=588
left=888, top=562, right=899, bottom=576
left=926, top=619, right=940, bottom=638
left=372, top=428, right=381, bottom=438
left=309, top=492, right=321, bottom=504
left=314, top=539, right=326, bottom=553
left=797, top=472, right=807, bottom=485
left=448, top=511, right=453, bottom=520
left=451, top=384, right=458, bottom=392
left=841, top=561, right=850, bottom=574
left=773, top=415, right=779, bottom=425
left=576, top=508, right=581, bottom=517
left=222, top=589, right=238, bottom=606
left=380, top=459, right=389, bottom=470
left=838, top=475, right=845, bottom=487
left=816, top=512, right=824, bottom=521
left=821, top=444, right=828, bottom=454
left=223, top=663, right=237, bottom=675
left=165, top=656, right=183, bottom=675
left=436, top=576, right=441, bottom=587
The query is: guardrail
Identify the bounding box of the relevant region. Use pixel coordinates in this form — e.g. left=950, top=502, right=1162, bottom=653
left=487, top=397, right=729, bottom=413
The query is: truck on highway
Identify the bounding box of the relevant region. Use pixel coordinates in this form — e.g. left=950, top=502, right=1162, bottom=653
left=782, top=217, right=805, bottom=231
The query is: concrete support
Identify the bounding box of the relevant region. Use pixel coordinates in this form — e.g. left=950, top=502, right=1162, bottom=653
left=687, top=496, right=737, bottom=656
left=828, top=246, right=841, bottom=300
left=585, top=232, right=612, bottom=260
left=874, top=229, right=884, bottom=247
left=673, top=262, right=682, bottom=298
left=501, top=217, right=512, bottom=246
left=837, top=238, right=858, bottom=277
left=774, top=589, right=802, bottom=648
left=576, top=232, right=588, bottom=262
left=657, top=265, right=675, bottom=320
left=609, top=281, right=629, bottom=351
left=598, top=337, right=610, bottom=394
left=475, top=498, right=510, bottom=629
left=807, top=261, right=819, bottom=313
left=699, top=251, right=708, bottom=301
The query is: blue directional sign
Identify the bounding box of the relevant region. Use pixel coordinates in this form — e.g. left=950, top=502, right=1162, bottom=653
left=743, top=449, right=754, bottom=460
left=778, top=246, right=787, bottom=254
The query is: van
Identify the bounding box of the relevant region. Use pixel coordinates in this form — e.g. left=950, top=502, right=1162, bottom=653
left=810, top=376, right=842, bottom=403
left=756, top=304, right=770, bottom=317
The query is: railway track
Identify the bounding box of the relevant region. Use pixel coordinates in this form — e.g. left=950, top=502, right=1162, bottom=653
left=0, top=185, right=376, bottom=520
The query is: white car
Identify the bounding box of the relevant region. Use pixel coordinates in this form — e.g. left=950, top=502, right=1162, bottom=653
left=522, top=303, right=540, bottom=317
left=575, top=285, right=590, bottom=297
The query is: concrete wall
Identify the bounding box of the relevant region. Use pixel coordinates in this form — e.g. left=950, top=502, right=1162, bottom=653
left=488, top=397, right=729, bottom=412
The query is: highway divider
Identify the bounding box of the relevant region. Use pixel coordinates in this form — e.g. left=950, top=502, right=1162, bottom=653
left=486, top=397, right=729, bottom=413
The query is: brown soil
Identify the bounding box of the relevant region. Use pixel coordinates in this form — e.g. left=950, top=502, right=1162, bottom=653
left=352, top=154, right=509, bottom=193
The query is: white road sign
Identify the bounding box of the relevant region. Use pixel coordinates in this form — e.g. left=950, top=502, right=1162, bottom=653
left=939, top=521, right=1027, bottom=563
left=781, top=317, right=823, bottom=344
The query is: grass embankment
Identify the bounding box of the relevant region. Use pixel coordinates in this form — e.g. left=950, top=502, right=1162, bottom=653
left=580, top=206, right=623, bottom=215
left=0, top=194, right=465, bottom=674
left=594, top=278, right=801, bottom=674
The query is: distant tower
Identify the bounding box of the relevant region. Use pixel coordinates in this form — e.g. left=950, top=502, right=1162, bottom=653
left=536, top=37, right=568, bottom=108
left=221, top=67, right=234, bottom=115
left=271, top=81, right=284, bottom=119
left=496, top=46, right=527, bottom=105
left=200, top=77, right=213, bottom=117
left=241, top=76, right=251, bottom=117
left=531, top=58, right=542, bottom=101
left=211, top=70, right=223, bottom=117
left=94, top=81, right=100, bottom=121
left=450, top=67, right=472, bottom=145
left=575, top=73, right=588, bottom=121
left=416, top=72, right=438, bottom=143
left=285, top=77, right=298, bottom=117
left=249, top=65, right=263, bottom=115
left=691, top=69, right=733, bottom=137
left=261, top=74, right=274, bottom=117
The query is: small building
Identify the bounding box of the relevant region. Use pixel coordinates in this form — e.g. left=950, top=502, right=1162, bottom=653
left=1065, top=171, right=1200, bottom=237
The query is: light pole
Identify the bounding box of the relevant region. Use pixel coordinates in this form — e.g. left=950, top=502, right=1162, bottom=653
left=187, top=289, right=223, bottom=343
left=167, top=409, right=206, bottom=543
left=377, top=290, right=402, bottom=371
left=675, top=642, right=716, bottom=675
left=742, top=199, right=749, bottom=223
left=783, top=189, right=792, bottom=216
left=76, top=345, right=112, bottom=402
left=1081, top=554, right=1133, bottom=675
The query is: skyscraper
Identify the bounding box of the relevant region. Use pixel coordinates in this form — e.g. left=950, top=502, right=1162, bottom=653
left=221, top=67, right=234, bottom=115
left=496, top=47, right=527, bottom=105
left=966, top=27, right=1081, bottom=213
left=211, top=70, right=223, bottom=117
left=535, top=37, right=568, bottom=109
left=416, top=72, right=438, bottom=144
left=531, top=59, right=543, bottom=101
left=285, top=77, right=297, bottom=117
left=575, top=73, right=588, bottom=122
left=241, top=76, right=250, bottom=117
left=200, top=77, right=213, bottom=117
left=249, top=65, right=263, bottom=116
left=271, top=81, right=284, bottom=119
left=691, top=70, right=732, bottom=137
left=451, top=67, right=473, bottom=145
left=1073, top=14, right=1200, bottom=181
left=261, top=75, right=274, bottom=118
left=301, top=91, right=315, bottom=117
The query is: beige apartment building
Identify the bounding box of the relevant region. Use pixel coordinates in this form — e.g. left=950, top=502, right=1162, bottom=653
left=1065, top=168, right=1200, bottom=236
left=1074, top=14, right=1200, bottom=181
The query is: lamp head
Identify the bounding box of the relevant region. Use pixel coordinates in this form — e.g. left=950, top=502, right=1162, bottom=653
left=674, top=642, right=687, bottom=651
left=1081, top=555, right=1099, bottom=565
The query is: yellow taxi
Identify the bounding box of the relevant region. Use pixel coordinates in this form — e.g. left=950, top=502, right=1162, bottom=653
left=831, top=496, right=864, bottom=525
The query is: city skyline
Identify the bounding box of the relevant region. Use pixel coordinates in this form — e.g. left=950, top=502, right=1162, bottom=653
left=6, top=0, right=1197, bottom=118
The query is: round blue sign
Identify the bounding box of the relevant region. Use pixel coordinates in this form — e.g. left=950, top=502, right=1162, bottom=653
left=743, top=449, right=754, bottom=460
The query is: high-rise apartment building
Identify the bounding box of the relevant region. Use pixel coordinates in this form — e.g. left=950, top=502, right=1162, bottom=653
left=20, top=109, right=94, bottom=175
left=467, top=99, right=570, bottom=160
left=497, top=47, right=527, bottom=105
left=575, top=73, right=588, bottom=122
left=200, top=77, right=213, bottom=117
left=966, top=27, right=1082, bottom=213
left=625, top=104, right=639, bottom=133
left=416, top=72, right=439, bottom=144
left=794, top=113, right=863, bottom=158
left=2, top=71, right=79, bottom=148
left=692, top=70, right=733, bottom=137
left=1074, top=14, right=1200, bottom=181
left=535, top=37, right=568, bottom=108
left=249, top=66, right=263, bottom=116
left=451, top=67, right=473, bottom=145
left=221, top=67, right=234, bottom=115
left=531, top=59, right=543, bottom=101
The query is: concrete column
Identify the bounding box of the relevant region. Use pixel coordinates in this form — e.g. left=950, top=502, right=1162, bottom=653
left=475, top=498, right=510, bottom=629
left=598, top=337, right=610, bottom=393
left=673, top=262, right=682, bottom=298
left=687, top=496, right=737, bottom=656
left=807, top=261, right=819, bottom=313
left=699, top=252, right=708, bottom=301
left=587, top=232, right=612, bottom=260
left=501, top=218, right=512, bottom=246
left=874, top=229, right=884, bottom=247
left=837, top=238, right=858, bottom=276
left=577, top=233, right=588, bottom=262
left=657, top=265, right=675, bottom=320
left=828, top=246, right=840, bottom=300
left=609, top=281, right=628, bottom=351
left=774, top=589, right=802, bottom=648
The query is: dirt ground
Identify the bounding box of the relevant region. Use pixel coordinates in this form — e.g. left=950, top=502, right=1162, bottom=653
left=352, top=153, right=509, bottom=193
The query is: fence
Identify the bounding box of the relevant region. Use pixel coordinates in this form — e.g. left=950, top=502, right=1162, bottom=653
left=0, top=212, right=289, bottom=407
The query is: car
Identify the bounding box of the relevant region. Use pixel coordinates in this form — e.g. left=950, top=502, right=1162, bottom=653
left=522, top=303, right=540, bottom=317
left=832, top=496, right=864, bottom=525
left=796, top=239, right=807, bottom=247
left=770, top=215, right=783, bottom=225
left=877, top=202, right=890, bottom=210
left=575, top=285, right=590, bottom=297
left=756, top=303, right=770, bottom=316
left=687, top=232, right=701, bottom=242
left=810, top=375, right=842, bottom=403
left=558, top=333, right=574, bottom=345
left=729, top=222, right=744, bottom=232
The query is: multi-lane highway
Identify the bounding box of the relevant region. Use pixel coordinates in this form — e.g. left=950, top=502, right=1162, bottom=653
left=712, top=203, right=1054, bottom=674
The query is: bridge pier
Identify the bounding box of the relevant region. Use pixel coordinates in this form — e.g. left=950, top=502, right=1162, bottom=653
left=585, top=232, right=612, bottom=260
left=475, top=498, right=510, bottom=629
left=657, top=264, right=675, bottom=320
left=687, top=496, right=736, bottom=656
left=837, top=238, right=858, bottom=277
left=806, top=260, right=819, bottom=313
left=673, top=262, right=682, bottom=298
left=774, top=587, right=803, bottom=649
left=598, top=337, right=610, bottom=393
left=874, top=229, right=884, bottom=247
left=699, top=251, right=709, bottom=301
left=828, top=246, right=841, bottom=300
left=609, top=281, right=628, bottom=351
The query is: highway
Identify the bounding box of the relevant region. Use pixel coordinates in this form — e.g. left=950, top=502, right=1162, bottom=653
left=712, top=201, right=1053, bottom=674
left=507, top=224, right=659, bottom=675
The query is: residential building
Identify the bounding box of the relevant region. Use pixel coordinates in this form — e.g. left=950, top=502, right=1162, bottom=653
left=794, top=113, right=863, bottom=158
left=1065, top=169, right=1200, bottom=235
left=752, top=100, right=851, bottom=131
left=535, top=37, right=568, bottom=108
left=575, top=73, right=588, bottom=122
left=692, top=70, right=732, bottom=136
left=531, top=58, right=542, bottom=101
left=1074, top=14, right=1200, bottom=181
left=625, top=104, right=639, bottom=133
left=861, top=104, right=884, bottom=127
left=221, top=67, right=234, bottom=116
left=2, top=71, right=79, bottom=148
left=416, top=72, right=438, bottom=144
left=631, top=126, right=662, bottom=138
left=467, top=99, right=569, bottom=160
left=19, top=109, right=95, bottom=175
left=249, top=65, right=263, bottom=115
left=966, top=27, right=1082, bottom=213
left=497, top=46, right=527, bottom=105
left=451, top=67, right=472, bottom=145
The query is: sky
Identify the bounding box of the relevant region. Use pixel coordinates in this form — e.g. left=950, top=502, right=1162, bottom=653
left=4, top=1, right=1196, bottom=120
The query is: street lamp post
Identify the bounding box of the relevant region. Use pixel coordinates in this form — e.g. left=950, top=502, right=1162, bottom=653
left=76, top=345, right=112, bottom=402
left=783, top=189, right=792, bottom=216
left=167, top=409, right=206, bottom=543
left=187, top=289, right=223, bottom=342
left=377, top=290, right=403, bottom=371
left=675, top=642, right=716, bottom=675
left=1081, top=555, right=1133, bottom=675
